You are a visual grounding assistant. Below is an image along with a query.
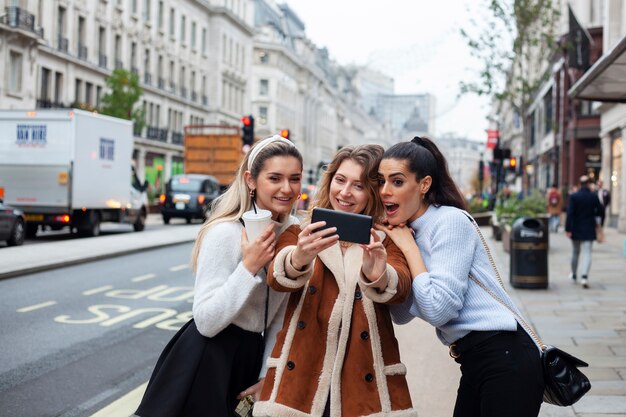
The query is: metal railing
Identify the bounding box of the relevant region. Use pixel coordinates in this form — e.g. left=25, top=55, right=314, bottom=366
left=77, top=44, right=88, bottom=60
left=157, top=77, right=165, bottom=89
left=146, top=126, right=168, bottom=142
left=57, top=35, right=69, bottom=53
left=98, top=54, right=107, bottom=69
left=171, top=132, right=183, bottom=145
left=115, top=59, right=124, bottom=69
left=191, top=91, right=198, bottom=102
left=202, top=95, right=208, bottom=106
left=144, top=72, right=152, bottom=85
left=36, top=99, right=67, bottom=108
left=1, top=7, right=43, bottom=37
left=180, top=87, right=187, bottom=98
left=131, top=66, right=139, bottom=75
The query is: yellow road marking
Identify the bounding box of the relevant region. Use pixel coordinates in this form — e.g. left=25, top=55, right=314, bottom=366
left=169, top=264, right=189, bottom=272
left=89, top=382, right=148, bottom=417
left=131, top=273, right=157, bottom=282
left=17, top=301, right=57, bottom=312
left=83, top=285, right=114, bottom=295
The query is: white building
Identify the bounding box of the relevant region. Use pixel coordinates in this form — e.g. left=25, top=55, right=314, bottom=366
left=0, top=0, right=254, bottom=199
left=436, top=134, right=485, bottom=196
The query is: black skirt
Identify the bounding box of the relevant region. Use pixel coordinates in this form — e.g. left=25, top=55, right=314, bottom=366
left=135, top=319, right=264, bottom=417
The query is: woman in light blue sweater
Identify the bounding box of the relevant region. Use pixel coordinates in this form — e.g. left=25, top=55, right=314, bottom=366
left=376, top=136, right=544, bottom=417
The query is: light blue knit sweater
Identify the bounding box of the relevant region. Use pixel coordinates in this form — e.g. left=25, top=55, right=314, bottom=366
left=391, top=205, right=522, bottom=346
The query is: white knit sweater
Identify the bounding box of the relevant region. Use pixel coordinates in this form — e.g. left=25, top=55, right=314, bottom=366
left=192, top=216, right=297, bottom=376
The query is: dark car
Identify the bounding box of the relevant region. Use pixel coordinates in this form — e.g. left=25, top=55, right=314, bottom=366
left=0, top=200, right=25, bottom=246
left=160, top=174, right=220, bottom=224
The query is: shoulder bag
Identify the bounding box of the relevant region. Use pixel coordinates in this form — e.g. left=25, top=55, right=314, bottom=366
left=465, top=214, right=591, bottom=406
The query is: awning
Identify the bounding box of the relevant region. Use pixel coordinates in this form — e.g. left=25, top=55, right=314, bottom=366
left=569, top=34, right=626, bottom=102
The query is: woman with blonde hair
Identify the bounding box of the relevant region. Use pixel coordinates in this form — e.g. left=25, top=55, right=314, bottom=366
left=254, top=145, right=416, bottom=417
left=136, top=135, right=303, bottom=417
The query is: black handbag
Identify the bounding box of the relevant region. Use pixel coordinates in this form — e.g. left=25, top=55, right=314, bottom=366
left=542, top=345, right=591, bottom=406
left=465, top=214, right=592, bottom=407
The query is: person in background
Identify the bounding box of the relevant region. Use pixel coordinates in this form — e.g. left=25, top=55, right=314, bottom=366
left=565, top=175, right=604, bottom=289
left=596, top=179, right=611, bottom=227
left=136, top=136, right=303, bottom=417
left=546, top=183, right=562, bottom=232
left=377, top=136, right=544, bottom=417
left=254, top=145, right=416, bottom=417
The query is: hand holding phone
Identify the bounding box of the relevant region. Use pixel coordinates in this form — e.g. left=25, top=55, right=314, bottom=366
left=291, top=220, right=339, bottom=269
left=311, top=208, right=373, bottom=244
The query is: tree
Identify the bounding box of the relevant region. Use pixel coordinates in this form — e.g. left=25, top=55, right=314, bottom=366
left=100, top=68, right=145, bottom=134
left=460, top=0, right=560, bottom=193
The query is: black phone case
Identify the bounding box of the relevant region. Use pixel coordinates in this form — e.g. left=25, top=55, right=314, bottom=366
left=311, top=208, right=373, bottom=244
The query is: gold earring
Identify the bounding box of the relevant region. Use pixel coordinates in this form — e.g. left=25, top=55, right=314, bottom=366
left=249, top=189, right=256, bottom=199
left=297, top=193, right=302, bottom=200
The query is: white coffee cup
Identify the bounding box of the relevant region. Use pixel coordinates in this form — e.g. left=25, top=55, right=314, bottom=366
left=242, top=209, right=273, bottom=242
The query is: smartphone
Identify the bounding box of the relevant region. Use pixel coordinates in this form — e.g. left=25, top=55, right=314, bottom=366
left=311, top=207, right=373, bottom=244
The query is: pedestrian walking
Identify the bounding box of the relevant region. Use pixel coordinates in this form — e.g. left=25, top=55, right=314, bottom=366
left=135, top=135, right=303, bottom=417
left=565, top=175, right=604, bottom=289
left=253, top=145, right=417, bottom=417
left=377, top=136, right=544, bottom=417
left=547, top=183, right=562, bottom=232
left=596, top=179, right=611, bottom=227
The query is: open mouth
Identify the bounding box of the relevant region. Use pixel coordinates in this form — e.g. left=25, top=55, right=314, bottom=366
left=335, top=198, right=355, bottom=209
left=274, top=196, right=292, bottom=204
left=384, top=203, right=400, bottom=216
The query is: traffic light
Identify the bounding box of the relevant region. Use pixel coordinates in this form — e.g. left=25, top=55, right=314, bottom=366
left=505, top=157, right=517, bottom=173
left=280, top=129, right=290, bottom=140
left=241, top=115, right=254, bottom=146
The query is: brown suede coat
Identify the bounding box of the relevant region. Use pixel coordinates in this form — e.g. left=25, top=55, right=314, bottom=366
left=254, top=225, right=417, bottom=417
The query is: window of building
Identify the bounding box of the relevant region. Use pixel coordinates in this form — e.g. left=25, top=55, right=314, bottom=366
left=131, top=0, right=138, bottom=14
left=259, top=79, right=268, bottom=96
left=202, top=28, right=207, bottom=54
left=143, top=0, right=151, bottom=22
left=96, top=85, right=102, bottom=107
left=258, top=51, right=269, bottom=64
left=114, top=34, right=122, bottom=67
left=86, top=82, right=93, bottom=105
left=544, top=88, right=553, bottom=134
left=157, top=1, right=163, bottom=29
left=77, top=16, right=86, bottom=52
left=169, top=8, right=175, bottom=37
left=57, top=6, right=66, bottom=37
left=41, top=67, right=51, bottom=101
left=610, top=137, right=622, bottom=217
left=98, top=27, right=106, bottom=65
left=259, top=106, right=268, bottom=125
left=191, top=21, right=196, bottom=49
left=180, top=15, right=186, bottom=44
left=54, top=72, right=63, bottom=104
left=9, top=51, right=23, bottom=93
left=74, top=78, right=82, bottom=102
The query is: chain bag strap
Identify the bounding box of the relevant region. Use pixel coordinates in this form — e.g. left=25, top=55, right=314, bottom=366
left=462, top=213, right=591, bottom=406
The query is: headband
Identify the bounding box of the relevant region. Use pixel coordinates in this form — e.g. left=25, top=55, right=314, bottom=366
left=247, top=135, right=295, bottom=170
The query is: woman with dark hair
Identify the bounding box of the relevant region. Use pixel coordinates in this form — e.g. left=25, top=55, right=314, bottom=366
left=253, top=145, right=417, bottom=417
left=375, top=136, right=544, bottom=417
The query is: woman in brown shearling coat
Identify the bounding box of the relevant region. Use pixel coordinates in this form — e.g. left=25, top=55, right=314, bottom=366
left=253, top=145, right=417, bottom=417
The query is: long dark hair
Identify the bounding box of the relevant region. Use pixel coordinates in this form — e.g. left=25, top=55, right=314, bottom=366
left=383, top=136, right=467, bottom=210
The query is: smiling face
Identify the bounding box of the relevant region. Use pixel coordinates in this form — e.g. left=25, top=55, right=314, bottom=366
left=246, top=155, right=302, bottom=220
left=378, top=158, right=431, bottom=225
left=329, top=159, right=369, bottom=214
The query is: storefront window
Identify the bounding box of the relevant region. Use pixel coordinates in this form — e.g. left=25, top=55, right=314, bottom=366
left=611, top=138, right=622, bottom=216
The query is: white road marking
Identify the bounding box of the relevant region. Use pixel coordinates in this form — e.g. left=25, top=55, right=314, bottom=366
left=89, top=382, right=148, bottom=417
left=83, top=285, right=114, bottom=295
left=17, top=301, right=57, bottom=313
left=169, top=264, right=189, bottom=272
left=131, top=273, right=157, bottom=282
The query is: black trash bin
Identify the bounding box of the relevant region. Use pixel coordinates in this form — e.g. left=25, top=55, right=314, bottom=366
left=510, top=217, right=549, bottom=289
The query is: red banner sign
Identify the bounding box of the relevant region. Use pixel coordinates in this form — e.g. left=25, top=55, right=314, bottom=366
left=486, top=129, right=499, bottom=149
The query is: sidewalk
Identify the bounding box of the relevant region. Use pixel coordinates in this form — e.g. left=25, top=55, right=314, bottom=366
left=0, top=215, right=201, bottom=280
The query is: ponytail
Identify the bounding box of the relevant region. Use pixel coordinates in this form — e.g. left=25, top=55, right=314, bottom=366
left=383, top=136, right=467, bottom=211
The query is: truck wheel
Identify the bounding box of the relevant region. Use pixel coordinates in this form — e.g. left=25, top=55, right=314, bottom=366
left=78, top=212, right=101, bottom=237
left=7, top=219, right=25, bottom=246
left=25, top=223, right=38, bottom=238
left=133, top=210, right=146, bottom=232
left=162, top=215, right=170, bottom=224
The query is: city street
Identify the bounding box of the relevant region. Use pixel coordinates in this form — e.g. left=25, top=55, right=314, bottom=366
left=0, top=240, right=195, bottom=417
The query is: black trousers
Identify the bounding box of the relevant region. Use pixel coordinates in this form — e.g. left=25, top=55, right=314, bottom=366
left=452, top=325, right=544, bottom=417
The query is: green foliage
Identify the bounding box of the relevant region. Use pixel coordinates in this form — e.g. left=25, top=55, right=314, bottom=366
left=100, top=68, right=145, bottom=133
left=495, top=190, right=547, bottom=225
left=468, top=196, right=491, bottom=214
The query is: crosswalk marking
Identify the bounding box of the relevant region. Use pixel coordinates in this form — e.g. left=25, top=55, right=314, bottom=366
left=83, top=285, right=114, bottom=295
left=131, top=273, right=157, bottom=282
left=169, top=264, right=189, bottom=272
left=17, top=300, right=57, bottom=313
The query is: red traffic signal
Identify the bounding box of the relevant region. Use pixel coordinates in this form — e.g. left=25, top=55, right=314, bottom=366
left=509, top=157, right=517, bottom=168
left=280, top=129, right=290, bottom=139
left=241, top=116, right=252, bottom=126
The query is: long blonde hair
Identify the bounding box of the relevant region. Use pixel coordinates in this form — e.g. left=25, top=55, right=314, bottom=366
left=190, top=139, right=303, bottom=272
left=309, top=144, right=385, bottom=221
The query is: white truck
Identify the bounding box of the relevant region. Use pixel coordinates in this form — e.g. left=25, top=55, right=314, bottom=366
left=0, top=109, right=148, bottom=237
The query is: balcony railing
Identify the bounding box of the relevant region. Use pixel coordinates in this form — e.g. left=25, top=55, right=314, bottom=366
left=1, top=6, right=44, bottom=37
left=131, top=66, right=139, bottom=75
left=98, top=54, right=107, bottom=69
left=115, top=59, right=124, bottom=69
left=169, top=82, right=176, bottom=93
left=157, top=77, right=165, bottom=89
left=171, top=132, right=183, bottom=145
left=36, top=99, right=67, bottom=109
left=191, top=91, right=198, bottom=102
left=57, top=35, right=69, bottom=53
left=144, top=72, right=152, bottom=85
left=77, top=44, right=88, bottom=60
left=180, top=87, right=187, bottom=99
left=202, top=95, right=208, bottom=106
left=146, top=126, right=168, bottom=142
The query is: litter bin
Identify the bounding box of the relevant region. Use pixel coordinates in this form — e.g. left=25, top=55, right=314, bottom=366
left=510, top=217, right=548, bottom=289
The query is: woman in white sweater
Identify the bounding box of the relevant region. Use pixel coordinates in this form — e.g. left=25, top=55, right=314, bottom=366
left=375, top=136, right=544, bottom=417
left=136, top=135, right=303, bottom=417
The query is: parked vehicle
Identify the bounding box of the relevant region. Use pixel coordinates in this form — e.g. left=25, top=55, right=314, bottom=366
left=0, top=200, right=25, bottom=246
left=184, top=125, right=243, bottom=190
left=0, top=109, right=149, bottom=238
left=160, top=174, right=220, bottom=224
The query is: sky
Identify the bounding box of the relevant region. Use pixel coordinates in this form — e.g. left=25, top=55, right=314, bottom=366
left=283, top=0, right=494, bottom=142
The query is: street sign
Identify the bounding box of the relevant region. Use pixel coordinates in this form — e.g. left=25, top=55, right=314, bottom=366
left=486, top=129, right=499, bottom=149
